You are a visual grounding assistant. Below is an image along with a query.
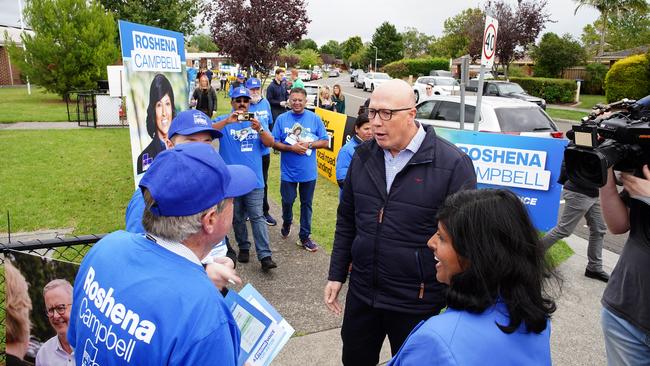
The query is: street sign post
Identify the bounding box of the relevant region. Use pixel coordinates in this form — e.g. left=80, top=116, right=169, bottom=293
left=474, top=15, right=499, bottom=130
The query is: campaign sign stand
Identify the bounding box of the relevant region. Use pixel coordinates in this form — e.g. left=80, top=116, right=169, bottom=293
left=118, top=20, right=189, bottom=185
left=315, top=107, right=349, bottom=183
left=436, top=128, right=568, bottom=231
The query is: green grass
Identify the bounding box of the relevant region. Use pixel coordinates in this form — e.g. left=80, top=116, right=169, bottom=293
left=576, top=94, right=606, bottom=110
left=546, top=108, right=588, bottom=123
left=0, top=87, right=70, bottom=123
left=545, top=240, right=574, bottom=268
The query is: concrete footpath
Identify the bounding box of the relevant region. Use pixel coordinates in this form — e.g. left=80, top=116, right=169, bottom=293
left=232, top=202, right=615, bottom=366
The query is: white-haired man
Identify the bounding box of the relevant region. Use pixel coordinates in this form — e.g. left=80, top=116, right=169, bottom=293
left=36, top=279, right=75, bottom=365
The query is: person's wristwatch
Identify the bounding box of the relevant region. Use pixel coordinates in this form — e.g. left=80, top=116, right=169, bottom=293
left=259, top=126, right=265, bottom=133
left=308, top=142, right=313, bottom=149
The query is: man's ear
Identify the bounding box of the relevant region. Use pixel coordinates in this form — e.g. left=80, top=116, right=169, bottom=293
left=201, top=208, right=217, bottom=235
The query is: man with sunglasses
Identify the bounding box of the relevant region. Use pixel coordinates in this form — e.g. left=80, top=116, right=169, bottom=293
left=213, top=86, right=277, bottom=271
left=36, top=279, right=75, bottom=365
left=325, top=79, right=476, bottom=365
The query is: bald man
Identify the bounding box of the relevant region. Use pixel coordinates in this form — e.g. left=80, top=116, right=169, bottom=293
left=325, top=80, right=477, bottom=365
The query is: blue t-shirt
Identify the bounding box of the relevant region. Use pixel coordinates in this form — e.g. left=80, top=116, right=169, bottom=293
left=68, top=231, right=240, bottom=366
left=248, top=98, right=273, bottom=156
left=187, top=67, right=198, bottom=85
left=336, top=136, right=361, bottom=181
left=125, top=188, right=145, bottom=233
left=271, top=110, right=328, bottom=182
left=214, top=113, right=269, bottom=189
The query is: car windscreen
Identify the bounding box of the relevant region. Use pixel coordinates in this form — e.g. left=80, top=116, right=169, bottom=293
left=374, top=73, right=390, bottom=80
left=434, top=101, right=477, bottom=122
left=433, top=78, right=458, bottom=86
left=497, top=83, right=525, bottom=94
left=303, top=85, right=319, bottom=95
left=495, top=107, right=557, bottom=132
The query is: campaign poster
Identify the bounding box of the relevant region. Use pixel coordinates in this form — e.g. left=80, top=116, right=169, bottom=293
left=5, top=251, right=80, bottom=364
left=436, top=128, right=568, bottom=231
left=118, top=20, right=188, bottom=185
left=315, top=107, right=348, bottom=183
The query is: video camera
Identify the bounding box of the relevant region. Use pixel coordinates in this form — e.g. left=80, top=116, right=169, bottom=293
left=565, top=95, right=650, bottom=189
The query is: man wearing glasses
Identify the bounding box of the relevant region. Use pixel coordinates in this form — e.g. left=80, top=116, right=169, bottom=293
left=272, top=87, right=329, bottom=252
left=213, top=86, right=277, bottom=271
left=36, top=279, right=75, bottom=365
left=325, top=79, right=476, bottom=365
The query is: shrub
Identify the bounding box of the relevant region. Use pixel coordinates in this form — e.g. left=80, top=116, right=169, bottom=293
left=510, top=77, right=577, bottom=103
left=605, top=54, right=650, bottom=102
left=507, top=65, right=530, bottom=78
left=382, top=57, right=449, bottom=78
left=583, top=63, right=608, bottom=95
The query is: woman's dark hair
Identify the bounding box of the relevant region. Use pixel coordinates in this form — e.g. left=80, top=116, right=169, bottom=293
left=333, top=84, right=345, bottom=101
left=437, top=188, right=556, bottom=334
left=355, top=113, right=369, bottom=128
left=145, top=74, right=176, bottom=138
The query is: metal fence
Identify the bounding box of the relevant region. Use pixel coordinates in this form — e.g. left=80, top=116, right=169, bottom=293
left=65, top=90, right=127, bottom=128
left=1, top=235, right=104, bottom=363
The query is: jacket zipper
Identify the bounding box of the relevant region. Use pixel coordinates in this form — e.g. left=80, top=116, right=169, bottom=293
left=415, top=250, right=425, bottom=299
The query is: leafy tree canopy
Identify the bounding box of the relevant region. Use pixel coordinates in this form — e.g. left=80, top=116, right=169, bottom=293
left=369, top=22, right=403, bottom=67
left=581, top=9, right=650, bottom=56
left=294, top=38, right=318, bottom=51
left=187, top=34, right=219, bottom=52
left=298, top=49, right=322, bottom=69
left=8, top=0, right=119, bottom=98
left=100, top=0, right=200, bottom=36
left=401, top=27, right=434, bottom=59
left=341, top=36, right=363, bottom=60
left=428, top=8, right=484, bottom=60
left=531, top=32, right=586, bottom=77
left=320, top=40, right=342, bottom=58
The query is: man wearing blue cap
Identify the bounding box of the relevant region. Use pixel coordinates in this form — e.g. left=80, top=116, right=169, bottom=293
left=228, top=73, right=246, bottom=97
left=247, top=77, right=277, bottom=227
left=213, top=86, right=277, bottom=270
left=272, top=87, right=329, bottom=252
left=68, top=143, right=257, bottom=365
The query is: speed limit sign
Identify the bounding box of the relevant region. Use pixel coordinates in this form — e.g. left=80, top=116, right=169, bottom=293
left=481, top=15, right=498, bottom=68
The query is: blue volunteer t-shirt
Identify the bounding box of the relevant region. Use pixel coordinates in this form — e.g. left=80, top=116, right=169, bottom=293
left=272, top=110, right=328, bottom=182
left=68, top=231, right=240, bottom=366
left=249, top=98, right=273, bottom=156
left=125, top=188, right=145, bottom=233
left=336, top=136, right=361, bottom=181
left=214, top=113, right=270, bottom=189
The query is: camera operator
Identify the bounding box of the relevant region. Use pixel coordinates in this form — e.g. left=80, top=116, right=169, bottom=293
left=600, top=164, right=650, bottom=364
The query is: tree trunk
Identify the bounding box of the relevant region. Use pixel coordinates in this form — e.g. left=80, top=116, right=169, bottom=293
left=598, top=9, right=608, bottom=56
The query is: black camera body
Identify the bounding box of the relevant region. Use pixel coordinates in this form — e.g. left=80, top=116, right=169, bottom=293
left=565, top=95, right=650, bottom=189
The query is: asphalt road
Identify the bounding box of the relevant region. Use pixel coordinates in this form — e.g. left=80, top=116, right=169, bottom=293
left=311, top=72, right=627, bottom=255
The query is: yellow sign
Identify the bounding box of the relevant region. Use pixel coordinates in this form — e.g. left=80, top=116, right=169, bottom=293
left=315, top=107, right=348, bottom=183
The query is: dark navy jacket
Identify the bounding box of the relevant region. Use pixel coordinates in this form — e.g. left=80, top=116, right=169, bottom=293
left=328, top=125, right=477, bottom=314
left=265, top=79, right=288, bottom=123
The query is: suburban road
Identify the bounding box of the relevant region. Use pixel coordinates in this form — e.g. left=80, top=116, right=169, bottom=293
left=310, top=73, right=628, bottom=254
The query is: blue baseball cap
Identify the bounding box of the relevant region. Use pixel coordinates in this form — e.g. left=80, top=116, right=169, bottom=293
left=245, top=78, right=262, bottom=89
left=168, top=110, right=222, bottom=140
left=230, top=86, right=251, bottom=99
left=139, top=143, right=256, bottom=216
left=236, top=73, right=244, bottom=79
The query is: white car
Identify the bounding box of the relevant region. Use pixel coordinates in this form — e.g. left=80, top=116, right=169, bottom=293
left=302, top=83, right=320, bottom=110
left=413, top=76, right=460, bottom=102
left=354, top=71, right=366, bottom=88
left=298, top=69, right=312, bottom=81
left=363, top=72, right=391, bottom=92
left=415, top=96, right=564, bottom=139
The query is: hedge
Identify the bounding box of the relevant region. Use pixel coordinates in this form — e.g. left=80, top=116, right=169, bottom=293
left=604, top=54, right=650, bottom=102
left=509, top=77, right=577, bottom=103
left=382, top=57, right=449, bottom=79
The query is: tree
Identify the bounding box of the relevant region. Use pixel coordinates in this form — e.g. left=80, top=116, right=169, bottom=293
left=8, top=0, right=119, bottom=99
left=319, top=40, right=341, bottom=58
left=204, top=0, right=309, bottom=74
left=348, top=45, right=369, bottom=69
left=486, top=0, right=551, bottom=78
left=187, top=34, right=219, bottom=52
left=277, top=48, right=300, bottom=68
left=341, top=36, right=363, bottom=60
left=531, top=33, right=586, bottom=77
left=294, top=38, right=319, bottom=51
left=100, top=0, right=200, bottom=36
left=581, top=10, right=650, bottom=56
left=320, top=53, right=336, bottom=65
left=368, top=22, right=403, bottom=67
left=401, top=27, right=433, bottom=59
left=428, top=8, right=484, bottom=60
left=297, top=49, right=322, bottom=68
left=574, top=0, right=649, bottom=56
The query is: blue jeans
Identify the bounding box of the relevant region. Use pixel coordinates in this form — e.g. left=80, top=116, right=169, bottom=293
left=233, top=188, right=272, bottom=260
left=602, top=307, right=650, bottom=365
left=280, top=179, right=316, bottom=240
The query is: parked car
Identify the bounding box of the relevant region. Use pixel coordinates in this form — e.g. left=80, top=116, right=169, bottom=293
left=415, top=95, right=562, bottom=139
left=302, top=83, right=320, bottom=110
left=413, top=76, right=460, bottom=102
left=429, top=70, right=453, bottom=77
left=363, top=72, right=391, bottom=92
left=298, top=69, right=312, bottom=81
left=354, top=71, right=367, bottom=88
left=350, top=68, right=364, bottom=82
left=329, top=69, right=340, bottom=77
left=465, top=80, right=546, bottom=109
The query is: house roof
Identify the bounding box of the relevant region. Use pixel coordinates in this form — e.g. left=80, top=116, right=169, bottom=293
left=0, top=25, right=34, bottom=47
left=594, top=45, right=649, bottom=61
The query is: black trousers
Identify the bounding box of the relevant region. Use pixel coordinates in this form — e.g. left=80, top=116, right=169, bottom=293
left=341, top=291, right=440, bottom=366
left=262, top=153, right=270, bottom=214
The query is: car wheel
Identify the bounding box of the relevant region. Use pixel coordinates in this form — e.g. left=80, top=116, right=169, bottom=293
left=370, top=84, right=374, bottom=92
left=414, top=90, right=419, bottom=103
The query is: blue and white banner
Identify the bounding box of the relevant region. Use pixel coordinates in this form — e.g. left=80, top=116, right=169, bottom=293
left=436, top=129, right=568, bottom=231
left=118, top=20, right=189, bottom=184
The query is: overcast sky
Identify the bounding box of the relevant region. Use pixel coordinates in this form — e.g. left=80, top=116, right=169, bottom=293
left=1, top=0, right=600, bottom=45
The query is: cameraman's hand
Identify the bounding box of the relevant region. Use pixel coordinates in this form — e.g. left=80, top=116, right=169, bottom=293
left=224, top=111, right=240, bottom=124
left=621, top=165, right=650, bottom=203
left=250, top=118, right=261, bottom=132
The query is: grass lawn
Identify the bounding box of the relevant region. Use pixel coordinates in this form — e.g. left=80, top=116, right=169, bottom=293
left=0, top=87, right=70, bottom=123
left=546, top=108, right=588, bottom=123
left=576, top=94, right=606, bottom=110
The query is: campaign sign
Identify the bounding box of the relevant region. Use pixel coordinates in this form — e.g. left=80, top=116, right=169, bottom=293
left=315, top=107, right=348, bottom=183
left=436, top=128, right=568, bottom=231
left=118, top=20, right=189, bottom=185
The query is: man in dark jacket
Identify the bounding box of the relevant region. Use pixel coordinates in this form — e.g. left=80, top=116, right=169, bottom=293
left=324, top=79, right=476, bottom=365
left=266, top=68, right=288, bottom=125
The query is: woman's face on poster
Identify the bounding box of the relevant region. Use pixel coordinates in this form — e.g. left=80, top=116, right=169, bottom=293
left=156, top=93, right=173, bottom=138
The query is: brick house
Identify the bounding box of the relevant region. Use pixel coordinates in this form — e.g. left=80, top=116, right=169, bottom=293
left=0, top=25, right=34, bottom=86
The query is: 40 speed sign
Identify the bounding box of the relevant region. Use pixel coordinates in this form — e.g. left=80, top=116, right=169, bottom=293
left=481, top=15, right=499, bottom=68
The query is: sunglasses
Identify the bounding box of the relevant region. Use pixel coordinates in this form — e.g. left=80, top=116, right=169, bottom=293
left=234, top=98, right=250, bottom=104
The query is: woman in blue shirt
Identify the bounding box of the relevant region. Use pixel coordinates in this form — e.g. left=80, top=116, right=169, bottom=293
left=335, top=113, right=372, bottom=189
left=389, top=189, right=556, bottom=366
